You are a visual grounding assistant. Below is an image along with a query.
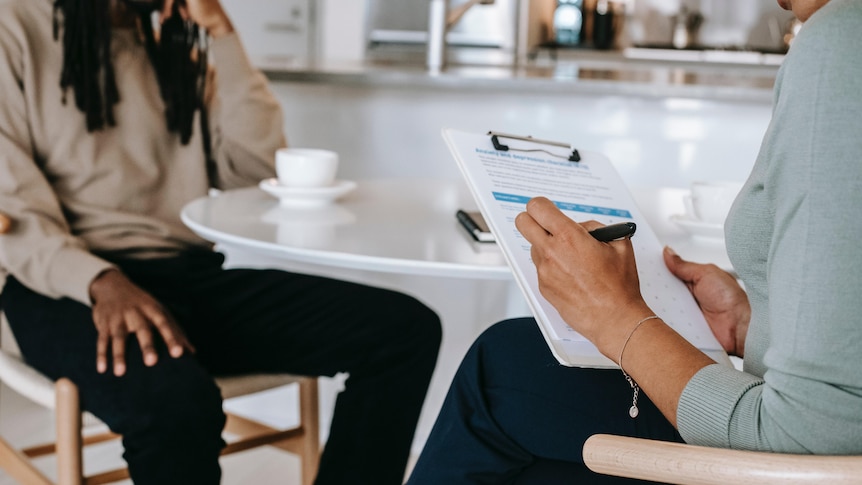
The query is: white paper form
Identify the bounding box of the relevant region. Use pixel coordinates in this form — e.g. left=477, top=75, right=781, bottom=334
left=443, top=128, right=730, bottom=368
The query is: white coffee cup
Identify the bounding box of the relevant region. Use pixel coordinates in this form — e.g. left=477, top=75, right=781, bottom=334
left=275, top=148, right=339, bottom=188
left=685, top=181, right=743, bottom=224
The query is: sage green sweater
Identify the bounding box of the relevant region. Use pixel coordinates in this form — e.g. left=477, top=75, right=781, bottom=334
left=677, top=0, right=862, bottom=454
left=0, top=0, right=285, bottom=305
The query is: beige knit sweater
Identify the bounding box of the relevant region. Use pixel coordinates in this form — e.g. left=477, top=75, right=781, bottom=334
left=0, top=0, right=286, bottom=305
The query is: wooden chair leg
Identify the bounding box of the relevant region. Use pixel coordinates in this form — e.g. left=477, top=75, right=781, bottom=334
left=298, top=378, right=320, bottom=485
left=55, top=378, right=83, bottom=485
left=44, top=376, right=319, bottom=485
left=0, top=437, right=53, bottom=485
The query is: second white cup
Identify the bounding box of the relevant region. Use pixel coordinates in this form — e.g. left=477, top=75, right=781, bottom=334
left=276, top=148, right=339, bottom=188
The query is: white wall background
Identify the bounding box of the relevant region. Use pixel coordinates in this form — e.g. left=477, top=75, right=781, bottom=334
left=270, top=81, right=772, bottom=189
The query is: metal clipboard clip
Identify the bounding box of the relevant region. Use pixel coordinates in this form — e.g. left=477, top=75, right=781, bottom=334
left=487, top=131, right=581, bottom=162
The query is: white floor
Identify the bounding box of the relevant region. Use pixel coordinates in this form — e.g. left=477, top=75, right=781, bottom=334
left=0, top=382, right=419, bottom=484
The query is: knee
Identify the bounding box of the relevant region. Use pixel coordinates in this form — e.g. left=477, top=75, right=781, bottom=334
left=414, top=299, right=443, bottom=350
left=476, top=318, right=538, bottom=349
left=163, top=375, right=226, bottom=435
left=447, top=318, right=546, bottom=391
left=398, top=296, right=443, bottom=379
left=158, top=377, right=225, bottom=438
left=113, top=362, right=226, bottom=447
left=467, top=317, right=540, bottom=361
left=388, top=292, right=443, bottom=353
left=368, top=292, right=442, bottom=380
left=112, top=365, right=226, bottom=484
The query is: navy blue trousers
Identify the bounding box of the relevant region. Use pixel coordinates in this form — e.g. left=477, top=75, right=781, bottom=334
left=406, top=318, right=682, bottom=484
left=1, top=249, right=441, bottom=485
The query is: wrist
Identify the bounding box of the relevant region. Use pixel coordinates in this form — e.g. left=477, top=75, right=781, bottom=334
left=88, top=268, right=122, bottom=303
left=593, top=304, right=657, bottom=359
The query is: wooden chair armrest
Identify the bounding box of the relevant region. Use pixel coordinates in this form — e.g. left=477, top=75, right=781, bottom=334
left=583, top=434, right=862, bottom=485
left=0, top=213, right=10, bottom=234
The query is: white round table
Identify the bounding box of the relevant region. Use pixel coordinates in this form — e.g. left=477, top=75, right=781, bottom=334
left=181, top=179, right=731, bottom=276
left=181, top=178, right=512, bottom=280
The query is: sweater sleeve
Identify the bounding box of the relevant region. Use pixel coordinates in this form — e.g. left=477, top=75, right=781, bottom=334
left=0, top=12, right=115, bottom=305
left=677, top=0, right=862, bottom=455
left=206, top=32, right=286, bottom=189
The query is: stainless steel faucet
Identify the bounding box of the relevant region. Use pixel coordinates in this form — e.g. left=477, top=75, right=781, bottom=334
left=427, top=0, right=495, bottom=73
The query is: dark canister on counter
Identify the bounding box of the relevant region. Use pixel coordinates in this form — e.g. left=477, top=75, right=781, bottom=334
left=592, top=0, right=618, bottom=50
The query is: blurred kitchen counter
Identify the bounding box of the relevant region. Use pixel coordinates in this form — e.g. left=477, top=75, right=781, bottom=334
left=260, top=53, right=779, bottom=104
left=261, top=49, right=778, bottom=188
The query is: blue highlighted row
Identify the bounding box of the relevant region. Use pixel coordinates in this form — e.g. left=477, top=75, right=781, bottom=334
left=492, top=192, right=632, bottom=218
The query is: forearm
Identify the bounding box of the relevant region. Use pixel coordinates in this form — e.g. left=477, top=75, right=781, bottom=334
left=597, top=316, right=715, bottom=427
left=0, top=117, right=115, bottom=304
left=209, top=33, right=284, bottom=134
left=517, top=199, right=720, bottom=427
left=207, top=34, right=285, bottom=187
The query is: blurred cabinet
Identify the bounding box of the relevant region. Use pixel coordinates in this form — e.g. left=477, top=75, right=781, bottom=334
left=221, top=0, right=316, bottom=66
left=366, top=0, right=519, bottom=66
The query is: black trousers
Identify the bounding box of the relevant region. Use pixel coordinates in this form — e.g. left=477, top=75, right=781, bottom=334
left=1, top=249, right=441, bottom=485
left=406, top=318, right=681, bottom=484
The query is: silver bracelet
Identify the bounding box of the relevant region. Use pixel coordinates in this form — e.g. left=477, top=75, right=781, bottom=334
left=618, top=315, right=660, bottom=418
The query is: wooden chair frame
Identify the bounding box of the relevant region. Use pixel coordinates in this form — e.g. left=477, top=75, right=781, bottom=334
left=583, top=434, right=862, bottom=485
left=0, top=375, right=319, bottom=485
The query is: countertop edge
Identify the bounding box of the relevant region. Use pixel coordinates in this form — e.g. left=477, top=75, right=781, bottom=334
left=261, top=61, right=776, bottom=104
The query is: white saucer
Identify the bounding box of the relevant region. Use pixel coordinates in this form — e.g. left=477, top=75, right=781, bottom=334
left=259, top=179, right=357, bottom=207
left=669, top=214, right=725, bottom=240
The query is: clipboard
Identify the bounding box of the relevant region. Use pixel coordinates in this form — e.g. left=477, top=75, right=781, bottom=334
left=487, top=131, right=581, bottom=162
left=443, top=128, right=730, bottom=368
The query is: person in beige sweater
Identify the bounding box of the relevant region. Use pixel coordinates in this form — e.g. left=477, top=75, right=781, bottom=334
left=0, top=1, right=441, bottom=483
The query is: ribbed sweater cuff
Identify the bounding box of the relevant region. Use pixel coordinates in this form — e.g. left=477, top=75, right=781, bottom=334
left=677, top=363, right=763, bottom=448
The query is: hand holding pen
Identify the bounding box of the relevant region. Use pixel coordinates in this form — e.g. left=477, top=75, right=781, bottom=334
left=514, top=197, right=652, bottom=348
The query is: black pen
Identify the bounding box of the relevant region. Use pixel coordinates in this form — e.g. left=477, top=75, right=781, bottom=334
left=588, top=222, right=637, bottom=242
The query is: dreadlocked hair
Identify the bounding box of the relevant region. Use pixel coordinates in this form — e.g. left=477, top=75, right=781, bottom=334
left=53, top=0, right=213, bottom=164
left=53, top=0, right=117, bottom=130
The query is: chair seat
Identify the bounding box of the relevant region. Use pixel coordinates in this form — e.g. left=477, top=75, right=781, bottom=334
left=216, top=373, right=308, bottom=400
